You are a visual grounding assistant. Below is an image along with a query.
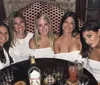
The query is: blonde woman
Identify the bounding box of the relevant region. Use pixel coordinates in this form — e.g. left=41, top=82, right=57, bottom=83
left=8, top=11, right=34, bottom=63
left=30, top=13, right=57, bottom=58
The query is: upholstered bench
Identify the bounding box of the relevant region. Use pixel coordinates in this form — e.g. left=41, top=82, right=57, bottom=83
left=4, top=1, right=84, bottom=34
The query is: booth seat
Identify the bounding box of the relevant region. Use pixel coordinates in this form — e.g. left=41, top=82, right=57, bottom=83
left=4, top=1, right=84, bottom=34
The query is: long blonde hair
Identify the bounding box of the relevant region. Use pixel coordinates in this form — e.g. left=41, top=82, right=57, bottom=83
left=34, top=13, right=54, bottom=49
left=9, top=11, right=27, bottom=47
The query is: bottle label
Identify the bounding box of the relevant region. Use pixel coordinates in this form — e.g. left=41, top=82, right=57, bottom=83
left=29, top=70, right=41, bottom=85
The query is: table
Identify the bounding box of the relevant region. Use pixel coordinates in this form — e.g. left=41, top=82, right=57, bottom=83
left=1, top=58, right=98, bottom=85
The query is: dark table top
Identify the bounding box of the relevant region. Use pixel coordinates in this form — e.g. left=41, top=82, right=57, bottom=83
left=1, top=58, right=98, bottom=85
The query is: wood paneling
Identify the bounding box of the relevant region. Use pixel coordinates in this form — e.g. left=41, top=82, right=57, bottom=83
left=76, top=0, right=86, bottom=21
left=0, top=0, right=6, bottom=21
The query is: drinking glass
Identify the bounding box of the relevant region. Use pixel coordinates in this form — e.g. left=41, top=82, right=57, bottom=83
left=78, top=74, right=89, bottom=85
left=54, top=67, right=63, bottom=81
left=43, top=68, right=55, bottom=85
left=1, top=67, right=14, bottom=85
left=68, top=61, right=78, bottom=83
left=75, top=60, right=84, bottom=77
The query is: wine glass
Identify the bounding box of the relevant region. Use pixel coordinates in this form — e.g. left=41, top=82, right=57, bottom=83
left=78, top=74, right=89, bottom=85
left=1, top=67, right=14, bottom=85
left=43, top=68, right=56, bottom=85
left=75, top=60, right=84, bottom=77
left=54, top=67, right=63, bottom=81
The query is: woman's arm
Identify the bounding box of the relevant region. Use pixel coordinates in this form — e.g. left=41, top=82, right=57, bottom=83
left=29, top=37, right=36, bottom=49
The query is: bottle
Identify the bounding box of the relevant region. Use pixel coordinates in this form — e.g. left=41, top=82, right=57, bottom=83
left=28, top=56, right=41, bottom=85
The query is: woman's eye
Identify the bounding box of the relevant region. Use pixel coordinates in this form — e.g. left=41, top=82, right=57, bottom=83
left=20, top=21, right=24, bottom=23
left=45, top=23, right=48, bottom=26
left=88, top=35, right=91, bottom=38
left=38, top=24, right=42, bottom=27
left=14, top=22, right=17, bottom=25
left=71, top=22, right=75, bottom=25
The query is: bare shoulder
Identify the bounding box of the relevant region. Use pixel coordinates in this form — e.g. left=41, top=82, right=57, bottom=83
left=29, top=37, right=36, bottom=49
left=54, top=36, right=62, bottom=45
left=74, top=34, right=81, bottom=42
left=54, top=33, right=59, bottom=39
left=74, top=34, right=80, bottom=39
left=74, top=34, right=82, bottom=49
left=53, top=36, right=62, bottom=53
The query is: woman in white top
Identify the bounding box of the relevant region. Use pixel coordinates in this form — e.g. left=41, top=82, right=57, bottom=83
left=80, top=20, right=100, bottom=84
left=29, top=13, right=57, bottom=58
left=54, top=11, right=82, bottom=62
left=8, top=11, right=33, bottom=63
left=0, top=23, right=12, bottom=70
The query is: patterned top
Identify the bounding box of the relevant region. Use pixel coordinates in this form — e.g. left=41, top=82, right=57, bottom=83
left=0, top=48, right=10, bottom=70
left=9, top=32, right=33, bottom=64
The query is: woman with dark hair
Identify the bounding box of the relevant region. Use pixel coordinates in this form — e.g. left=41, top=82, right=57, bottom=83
left=54, top=11, right=82, bottom=62
left=0, top=22, right=12, bottom=70
left=8, top=11, right=33, bottom=63
left=80, top=20, right=100, bottom=84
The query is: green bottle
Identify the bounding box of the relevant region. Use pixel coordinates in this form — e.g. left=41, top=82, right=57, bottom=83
left=28, top=56, right=41, bottom=85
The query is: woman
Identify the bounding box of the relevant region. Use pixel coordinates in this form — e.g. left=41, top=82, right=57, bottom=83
left=80, top=20, right=100, bottom=84
left=54, top=11, right=82, bottom=62
left=29, top=13, right=56, bottom=58
left=8, top=11, right=34, bottom=63
left=0, top=22, right=12, bottom=70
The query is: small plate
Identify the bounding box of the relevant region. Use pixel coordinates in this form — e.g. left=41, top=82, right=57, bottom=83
left=14, top=80, right=26, bottom=85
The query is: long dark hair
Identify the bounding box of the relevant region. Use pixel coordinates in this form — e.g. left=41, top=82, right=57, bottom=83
left=59, top=11, right=79, bottom=37
left=0, top=22, right=13, bottom=64
left=80, top=20, right=100, bottom=58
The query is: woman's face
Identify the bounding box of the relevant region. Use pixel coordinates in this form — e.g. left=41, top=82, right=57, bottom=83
left=0, top=26, right=9, bottom=46
left=83, top=30, right=100, bottom=48
left=37, top=17, right=49, bottom=35
left=63, top=17, right=75, bottom=34
left=14, top=17, right=25, bottom=33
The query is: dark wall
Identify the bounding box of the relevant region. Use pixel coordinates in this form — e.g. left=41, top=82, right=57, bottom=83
left=76, top=0, right=86, bottom=21
left=0, top=0, right=6, bottom=22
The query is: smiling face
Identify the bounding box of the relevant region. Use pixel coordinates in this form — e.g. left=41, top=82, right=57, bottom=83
left=63, top=17, right=75, bottom=34
left=14, top=17, right=25, bottom=33
left=0, top=26, right=9, bottom=47
left=83, top=30, right=100, bottom=48
left=37, top=17, right=50, bottom=35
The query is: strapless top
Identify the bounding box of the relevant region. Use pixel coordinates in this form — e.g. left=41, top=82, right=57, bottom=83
left=32, top=47, right=54, bottom=58
left=54, top=50, right=82, bottom=62
left=83, top=58, right=100, bottom=83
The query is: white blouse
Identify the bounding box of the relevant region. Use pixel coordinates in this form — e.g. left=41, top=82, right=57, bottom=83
left=0, top=48, right=10, bottom=70
left=83, top=58, right=100, bottom=83
left=9, top=32, right=33, bottom=64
